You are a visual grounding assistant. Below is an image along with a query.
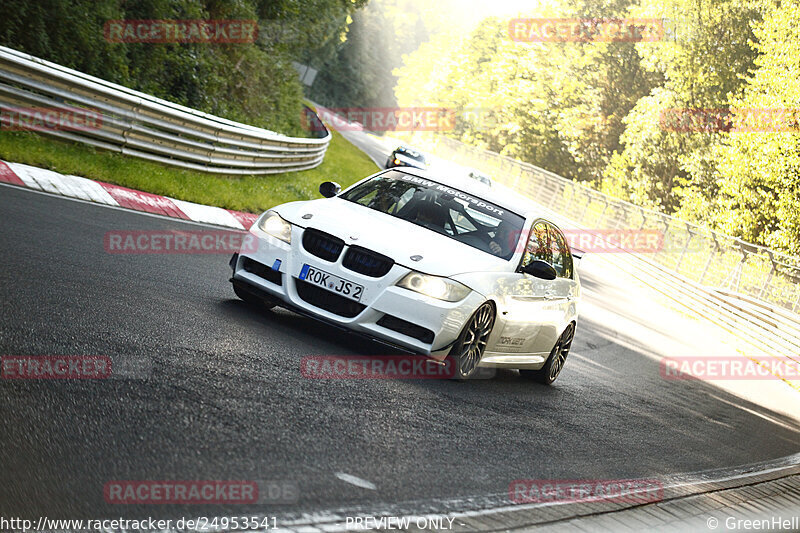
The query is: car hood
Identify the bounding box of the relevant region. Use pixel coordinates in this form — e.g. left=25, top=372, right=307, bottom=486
left=277, top=198, right=510, bottom=277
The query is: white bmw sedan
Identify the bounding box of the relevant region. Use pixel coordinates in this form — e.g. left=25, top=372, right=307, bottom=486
left=229, top=168, right=580, bottom=382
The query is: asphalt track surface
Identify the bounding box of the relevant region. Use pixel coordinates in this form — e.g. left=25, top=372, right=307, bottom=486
left=1, top=183, right=799, bottom=522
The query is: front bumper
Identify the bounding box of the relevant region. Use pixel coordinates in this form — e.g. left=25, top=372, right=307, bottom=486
left=230, top=223, right=485, bottom=357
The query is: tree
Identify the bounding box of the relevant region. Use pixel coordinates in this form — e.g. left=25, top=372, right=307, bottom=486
left=394, top=0, right=658, bottom=185
left=0, top=0, right=368, bottom=134
left=714, top=0, right=800, bottom=255
left=603, top=0, right=762, bottom=213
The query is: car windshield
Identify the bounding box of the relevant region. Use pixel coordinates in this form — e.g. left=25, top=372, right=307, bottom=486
left=340, top=171, right=524, bottom=259
left=397, top=148, right=426, bottom=163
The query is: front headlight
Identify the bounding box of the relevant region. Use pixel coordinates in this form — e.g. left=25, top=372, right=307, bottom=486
left=396, top=272, right=471, bottom=302
left=257, top=211, right=292, bottom=243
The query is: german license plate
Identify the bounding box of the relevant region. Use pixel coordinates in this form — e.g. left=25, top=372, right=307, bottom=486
left=299, top=264, right=364, bottom=301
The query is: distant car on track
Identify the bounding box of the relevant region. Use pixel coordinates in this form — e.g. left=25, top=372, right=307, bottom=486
left=230, top=168, right=580, bottom=382
left=385, top=146, right=428, bottom=170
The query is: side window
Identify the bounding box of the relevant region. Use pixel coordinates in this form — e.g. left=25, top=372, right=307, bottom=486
left=521, top=221, right=552, bottom=268
left=548, top=224, right=573, bottom=279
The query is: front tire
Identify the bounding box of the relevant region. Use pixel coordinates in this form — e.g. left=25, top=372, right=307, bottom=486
left=520, top=323, right=575, bottom=385
left=449, top=302, right=495, bottom=380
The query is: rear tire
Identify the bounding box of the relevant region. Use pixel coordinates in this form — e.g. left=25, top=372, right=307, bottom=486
left=448, top=302, right=496, bottom=380
left=520, top=323, right=575, bottom=385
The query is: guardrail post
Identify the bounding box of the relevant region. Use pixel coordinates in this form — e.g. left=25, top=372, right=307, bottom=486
left=674, top=223, right=694, bottom=273
left=511, top=165, right=523, bottom=191
left=723, top=240, right=749, bottom=293
left=122, top=97, right=142, bottom=157
left=655, top=216, right=671, bottom=266
left=614, top=205, right=627, bottom=230
left=598, top=198, right=609, bottom=228
left=579, top=191, right=592, bottom=223
left=698, top=234, right=720, bottom=285
left=562, top=183, right=576, bottom=209
left=547, top=179, right=561, bottom=209
left=758, top=251, right=776, bottom=300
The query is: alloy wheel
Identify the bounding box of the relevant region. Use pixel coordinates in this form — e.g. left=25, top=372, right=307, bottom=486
left=455, top=303, right=495, bottom=378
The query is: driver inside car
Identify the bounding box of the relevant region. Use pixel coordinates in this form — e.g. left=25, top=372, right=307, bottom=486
left=488, top=220, right=518, bottom=257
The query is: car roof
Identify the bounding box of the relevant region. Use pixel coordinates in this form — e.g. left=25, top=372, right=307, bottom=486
left=387, top=166, right=541, bottom=221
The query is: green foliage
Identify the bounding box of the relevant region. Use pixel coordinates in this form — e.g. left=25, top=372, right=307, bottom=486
left=305, top=0, right=472, bottom=108
left=306, top=3, right=405, bottom=108
left=395, top=2, right=659, bottom=185
left=0, top=130, right=378, bottom=213
left=0, top=0, right=128, bottom=81
left=391, top=0, right=799, bottom=255
left=0, top=0, right=367, bottom=135
left=714, top=0, right=800, bottom=255
left=604, top=0, right=762, bottom=214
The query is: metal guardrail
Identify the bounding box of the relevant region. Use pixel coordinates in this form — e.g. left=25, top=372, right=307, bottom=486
left=426, top=135, right=800, bottom=314
left=536, top=200, right=800, bottom=386
left=612, top=247, right=800, bottom=389
left=0, top=46, right=330, bottom=175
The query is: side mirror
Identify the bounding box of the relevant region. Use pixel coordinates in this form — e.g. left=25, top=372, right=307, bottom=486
left=520, top=260, right=557, bottom=280
left=572, top=249, right=584, bottom=269
left=319, top=181, right=341, bottom=198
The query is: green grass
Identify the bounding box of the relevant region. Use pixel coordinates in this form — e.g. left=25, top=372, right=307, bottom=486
left=0, top=130, right=378, bottom=213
